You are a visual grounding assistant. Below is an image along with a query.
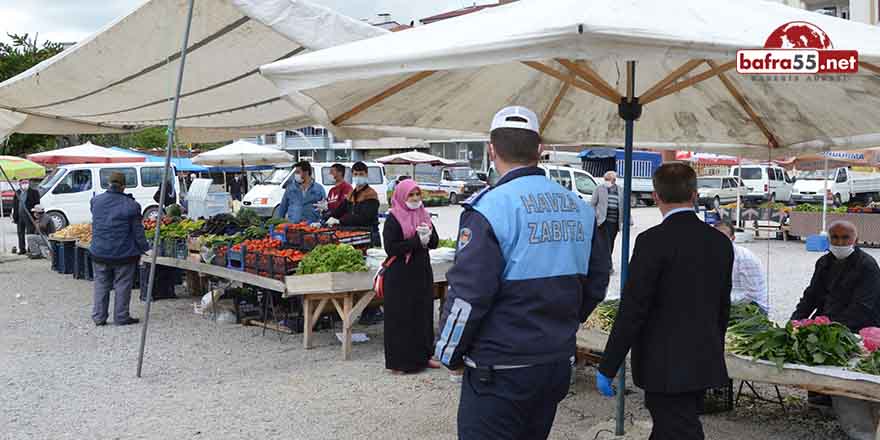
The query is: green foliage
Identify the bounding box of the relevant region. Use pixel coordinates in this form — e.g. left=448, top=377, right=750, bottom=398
left=438, top=238, right=457, bottom=249
left=235, top=208, right=262, bottom=228
left=0, top=33, right=64, bottom=155
left=855, top=351, right=880, bottom=375
left=296, top=244, right=367, bottom=275
left=729, top=321, right=861, bottom=370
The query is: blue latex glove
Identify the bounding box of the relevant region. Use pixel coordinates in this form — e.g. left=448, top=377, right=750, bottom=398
left=596, top=371, right=615, bottom=397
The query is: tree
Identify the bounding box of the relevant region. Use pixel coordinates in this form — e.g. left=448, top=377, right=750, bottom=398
left=0, top=33, right=64, bottom=156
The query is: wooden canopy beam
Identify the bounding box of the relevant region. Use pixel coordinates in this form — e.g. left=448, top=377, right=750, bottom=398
left=521, top=61, right=618, bottom=104
left=331, top=70, right=436, bottom=125
left=639, top=59, right=704, bottom=104
left=862, top=62, right=880, bottom=75
left=556, top=59, right=622, bottom=103
left=706, top=60, right=779, bottom=149
left=541, top=81, right=570, bottom=134
left=640, top=60, right=736, bottom=105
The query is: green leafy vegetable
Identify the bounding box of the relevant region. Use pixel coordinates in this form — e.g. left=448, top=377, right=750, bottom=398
left=438, top=238, right=457, bottom=249
left=855, top=351, right=880, bottom=375
left=296, top=244, right=368, bottom=275
left=235, top=208, right=262, bottom=228
left=730, top=321, right=861, bottom=370
left=584, top=299, right=619, bottom=333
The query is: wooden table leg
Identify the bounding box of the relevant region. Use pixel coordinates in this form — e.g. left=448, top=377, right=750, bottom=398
left=342, top=294, right=353, bottom=360
left=303, top=298, right=313, bottom=349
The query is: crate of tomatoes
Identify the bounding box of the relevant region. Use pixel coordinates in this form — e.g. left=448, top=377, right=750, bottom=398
left=284, top=223, right=337, bottom=251
left=248, top=249, right=305, bottom=280
left=333, top=227, right=372, bottom=247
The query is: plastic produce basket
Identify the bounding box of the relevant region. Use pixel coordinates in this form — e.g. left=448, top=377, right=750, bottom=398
left=806, top=234, right=829, bottom=252
left=699, top=380, right=734, bottom=415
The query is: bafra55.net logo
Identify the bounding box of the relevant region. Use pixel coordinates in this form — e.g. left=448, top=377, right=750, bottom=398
left=737, top=21, right=859, bottom=74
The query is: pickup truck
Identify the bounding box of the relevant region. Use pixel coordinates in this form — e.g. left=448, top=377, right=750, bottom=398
left=792, top=167, right=880, bottom=206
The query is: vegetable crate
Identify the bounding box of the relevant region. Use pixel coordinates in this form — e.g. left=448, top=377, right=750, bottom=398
left=246, top=252, right=298, bottom=281
left=269, top=225, right=289, bottom=244
left=334, top=228, right=372, bottom=247
left=211, top=246, right=227, bottom=267
left=227, top=246, right=246, bottom=271
left=699, top=380, right=734, bottom=415
left=300, top=230, right=337, bottom=251
left=159, top=238, right=188, bottom=259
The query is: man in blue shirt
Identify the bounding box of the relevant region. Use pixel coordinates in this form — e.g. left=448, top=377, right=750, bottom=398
left=277, top=161, right=326, bottom=224
left=435, top=106, right=610, bottom=439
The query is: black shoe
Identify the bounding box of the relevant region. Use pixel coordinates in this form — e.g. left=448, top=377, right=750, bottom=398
left=94, top=320, right=107, bottom=327
left=115, top=317, right=140, bottom=326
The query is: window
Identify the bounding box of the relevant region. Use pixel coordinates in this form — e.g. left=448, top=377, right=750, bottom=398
left=697, top=178, right=722, bottom=189
left=549, top=169, right=572, bottom=190
left=39, top=168, right=66, bottom=194
left=784, top=171, right=794, bottom=184
left=140, top=167, right=164, bottom=187
left=53, top=169, right=93, bottom=194
left=722, top=179, right=732, bottom=189
left=574, top=172, right=597, bottom=195
left=775, top=169, right=784, bottom=181
left=99, top=168, right=137, bottom=189
left=836, top=168, right=848, bottom=183
left=734, top=167, right=762, bottom=180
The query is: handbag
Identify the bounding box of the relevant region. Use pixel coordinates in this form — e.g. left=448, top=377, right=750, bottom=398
left=372, top=255, right=397, bottom=299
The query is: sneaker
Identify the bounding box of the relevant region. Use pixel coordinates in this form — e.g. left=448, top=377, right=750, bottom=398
left=94, top=320, right=107, bottom=327
left=115, top=317, right=140, bottom=326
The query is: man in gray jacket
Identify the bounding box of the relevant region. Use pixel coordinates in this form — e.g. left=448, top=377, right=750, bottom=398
left=591, top=171, right=623, bottom=257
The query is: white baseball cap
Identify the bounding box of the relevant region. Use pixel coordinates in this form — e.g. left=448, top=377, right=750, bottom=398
left=490, top=106, right=540, bottom=134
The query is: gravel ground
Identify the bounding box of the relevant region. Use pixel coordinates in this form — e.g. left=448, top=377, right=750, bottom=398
left=0, top=205, right=864, bottom=439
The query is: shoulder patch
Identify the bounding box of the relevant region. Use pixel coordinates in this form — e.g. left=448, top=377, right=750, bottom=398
left=458, top=228, right=473, bottom=251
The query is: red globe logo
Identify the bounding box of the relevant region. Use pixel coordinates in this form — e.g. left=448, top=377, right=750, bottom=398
left=764, top=21, right=833, bottom=49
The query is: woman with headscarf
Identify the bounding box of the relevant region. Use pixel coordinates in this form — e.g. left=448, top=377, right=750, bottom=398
left=382, top=179, right=441, bottom=374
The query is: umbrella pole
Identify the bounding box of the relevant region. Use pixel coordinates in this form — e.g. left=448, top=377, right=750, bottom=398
left=136, top=0, right=196, bottom=378
left=615, top=60, right=642, bottom=437
left=822, top=154, right=829, bottom=235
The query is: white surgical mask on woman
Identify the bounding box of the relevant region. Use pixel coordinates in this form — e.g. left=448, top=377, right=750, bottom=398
left=829, top=245, right=855, bottom=260
left=353, top=176, right=368, bottom=187
left=406, top=200, right=423, bottom=210
left=604, top=180, right=614, bottom=188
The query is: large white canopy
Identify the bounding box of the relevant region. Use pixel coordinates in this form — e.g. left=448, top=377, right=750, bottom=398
left=27, top=141, right=147, bottom=165
left=0, top=0, right=386, bottom=142
left=375, top=150, right=461, bottom=166
left=260, top=0, right=880, bottom=156
left=191, top=140, right=293, bottom=166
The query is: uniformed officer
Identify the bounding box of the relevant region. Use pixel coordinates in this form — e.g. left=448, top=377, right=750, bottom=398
left=435, top=106, right=611, bottom=440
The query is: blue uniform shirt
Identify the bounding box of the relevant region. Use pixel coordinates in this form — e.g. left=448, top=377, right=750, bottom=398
left=278, top=180, right=326, bottom=223
left=435, top=166, right=611, bottom=368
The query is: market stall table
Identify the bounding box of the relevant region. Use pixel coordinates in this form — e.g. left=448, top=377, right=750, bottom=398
left=576, top=328, right=880, bottom=438
left=283, top=262, right=452, bottom=360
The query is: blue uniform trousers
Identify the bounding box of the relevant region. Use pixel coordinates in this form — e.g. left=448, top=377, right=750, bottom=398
left=458, top=359, right=571, bottom=440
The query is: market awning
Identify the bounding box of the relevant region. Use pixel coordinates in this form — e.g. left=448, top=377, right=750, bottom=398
left=191, top=140, right=293, bottom=166
left=374, top=150, right=461, bottom=166
left=0, top=0, right=386, bottom=143
left=28, top=142, right=147, bottom=165
left=259, top=0, right=880, bottom=156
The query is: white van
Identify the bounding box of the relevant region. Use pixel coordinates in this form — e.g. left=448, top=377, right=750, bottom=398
left=730, top=164, right=794, bottom=203
left=793, top=167, right=880, bottom=205
left=37, top=162, right=180, bottom=229
left=487, top=164, right=598, bottom=200
left=242, top=162, right=388, bottom=217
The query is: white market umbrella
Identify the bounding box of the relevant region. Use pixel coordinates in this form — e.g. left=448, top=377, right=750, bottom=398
left=258, top=0, right=880, bottom=434
left=27, top=141, right=147, bottom=165
left=191, top=140, right=293, bottom=166
left=375, top=150, right=462, bottom=178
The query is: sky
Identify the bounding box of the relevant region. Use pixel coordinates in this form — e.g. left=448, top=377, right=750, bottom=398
left=0, top=0, right=470, bottom=45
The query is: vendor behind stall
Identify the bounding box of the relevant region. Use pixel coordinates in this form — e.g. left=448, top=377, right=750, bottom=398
left=277, top=161, right=326, bottom=224
left=325, top=161, right=381, bottom=247
left=791, top=220, right=880, bottom=332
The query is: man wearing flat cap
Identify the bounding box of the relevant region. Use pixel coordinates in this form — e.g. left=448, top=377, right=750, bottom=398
left=89, top=171, right=150, bottom=326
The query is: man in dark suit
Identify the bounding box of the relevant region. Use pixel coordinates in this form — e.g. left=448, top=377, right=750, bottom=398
left=12, top=179, right=41, bottom=255
left=595, top=163, right=734, bottom=440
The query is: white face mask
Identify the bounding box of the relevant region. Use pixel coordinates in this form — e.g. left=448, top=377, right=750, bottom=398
left=405, top=200, right=423, bottom=210
left=353, top=176, right=368, bottom=187
left=20, top=183, right=29, bottom=190
left=293, top=173, right=304, bottom=184
left=604, top=180, right=614, bottom=187
left=829, top=245, right=855, bottom=260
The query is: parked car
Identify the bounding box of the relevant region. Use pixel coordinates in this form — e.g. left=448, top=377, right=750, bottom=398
left=37, top=162, right=181, bottom=229
left=487, top=164, right=598, bottom=200
left=792, top=167, right=880, bottom=206
left=241, top=162, right=388, bottom=217
left=730, top=164, right=794, bottom=203
left=697, top=176, right=749, bottom=209
left=417, top=166, right=487, bottom=204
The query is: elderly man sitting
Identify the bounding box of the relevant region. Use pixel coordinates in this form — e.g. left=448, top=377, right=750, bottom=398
left=791, top=220, right=880, bottom=332
left=716, top=222, right=768, bottom=314
left=25, top=205, right=56, bottom=259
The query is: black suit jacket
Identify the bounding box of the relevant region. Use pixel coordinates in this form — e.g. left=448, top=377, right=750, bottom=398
left=791, top=248, right=880, bottom=332
left=599, top=211, right=734, bottom=393
left=12, top=188, right=40, bottom=224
